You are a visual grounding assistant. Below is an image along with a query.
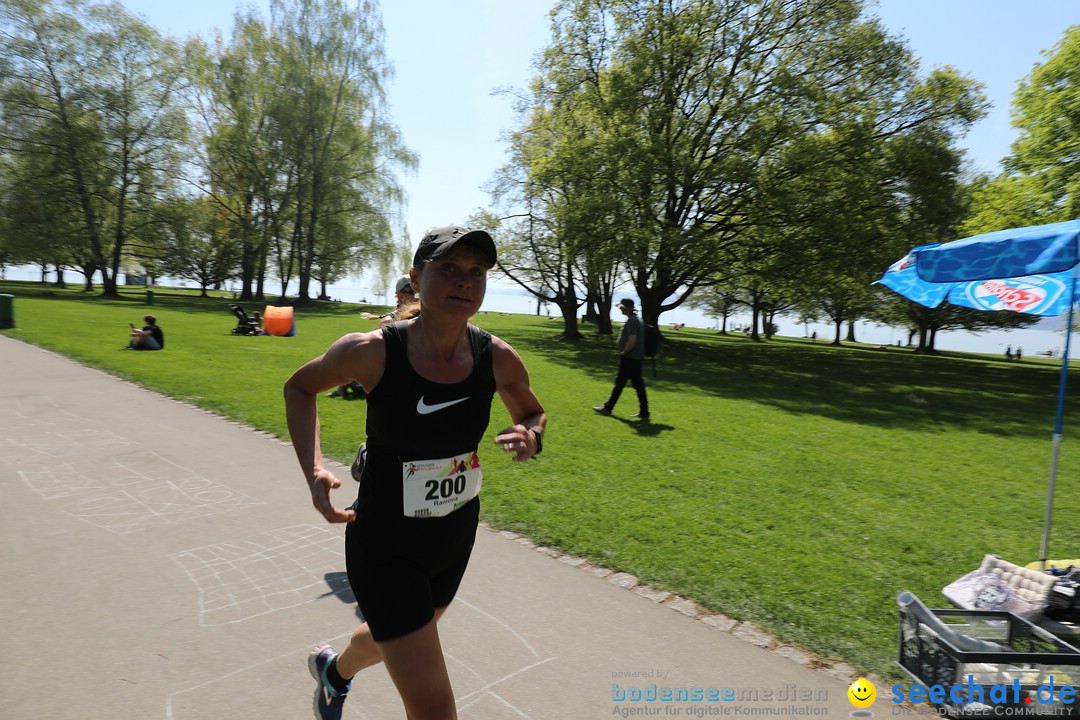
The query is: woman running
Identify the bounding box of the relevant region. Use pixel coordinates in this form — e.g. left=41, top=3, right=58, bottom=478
left=284, top=225, right=547, bottom=720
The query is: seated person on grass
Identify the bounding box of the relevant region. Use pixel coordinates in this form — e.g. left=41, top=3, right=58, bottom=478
left=128, top=314, right=164, bottom=350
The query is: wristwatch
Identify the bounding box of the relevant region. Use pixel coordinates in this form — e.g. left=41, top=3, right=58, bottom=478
left=527, top=425, right=543, bottom=455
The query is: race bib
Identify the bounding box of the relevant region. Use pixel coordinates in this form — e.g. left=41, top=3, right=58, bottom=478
left=402, top=452, right=482, bottom=518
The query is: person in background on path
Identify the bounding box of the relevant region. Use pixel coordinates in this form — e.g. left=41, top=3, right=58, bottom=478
left=387, top=275, right=418, bottom=321
left=284, top=225, right=547, bottom=720
left=1016, top=346, right=1023, bottom=362
left=331, top=276, right=418, bottom=398
left=1005, top=345, right=1013, bottom=360
left=358, top=275, right=418, bottom=323
left=126, top=314, right=164, bottom=350
left=593, top=297, right=649, bottom=420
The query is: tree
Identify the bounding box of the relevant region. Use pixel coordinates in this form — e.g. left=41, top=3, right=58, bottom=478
left=1010, top=25, right=1080, bottom=220
left=158, top=197, right=240, bottom=297
left=489, top=73, right=627, bottom=338
left=266, top=0, right=413, bottom=302
left=484, top=206, right=590, bottom=339
left=187, top=12, right=279, bottom=301
left=189, top=0, right=413, bottom=304
left=0, top=0, right=189, bottom=296
left=2, top=0, right=106, bottom=287
left=0, top=147, right=85, bottom=284
left=903, top=301, right=1035, bottom=354
left=960, top=174, right=1056, bottom=237
left=500, top=0, right=987, bottom=336
left=687, top=283, right=741, bottom=332
left=773, top=59, right=987, bottom=342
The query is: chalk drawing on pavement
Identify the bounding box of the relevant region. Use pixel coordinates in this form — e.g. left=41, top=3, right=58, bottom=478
left=163, top=594, right=558, bottom=719
left=18, top=450, right=263, bottom=534
left=0, top=396, right=132, bottom=466
left=169, top=524, right=345, bottom=626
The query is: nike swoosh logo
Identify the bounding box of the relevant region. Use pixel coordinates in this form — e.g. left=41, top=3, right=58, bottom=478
left=416, top=396, right=470, bottom=415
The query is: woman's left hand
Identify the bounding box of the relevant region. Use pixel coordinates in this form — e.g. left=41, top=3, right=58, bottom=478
left=308, top=466, right=357, bottom=523
left=495, top=424, right=536, bottom=463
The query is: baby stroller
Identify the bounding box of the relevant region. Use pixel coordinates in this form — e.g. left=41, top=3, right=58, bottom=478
left=229, top=304, right=261, bottom=335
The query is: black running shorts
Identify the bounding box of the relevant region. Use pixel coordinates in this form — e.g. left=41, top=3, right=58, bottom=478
left=345, top=496, right=479, bottom=642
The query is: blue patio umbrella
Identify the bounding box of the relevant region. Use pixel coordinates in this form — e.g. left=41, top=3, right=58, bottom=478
left=877, top=218, right=1080, bottom=565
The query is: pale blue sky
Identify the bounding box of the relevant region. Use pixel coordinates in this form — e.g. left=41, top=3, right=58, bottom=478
left=119, top=0, right=1080, bottom=244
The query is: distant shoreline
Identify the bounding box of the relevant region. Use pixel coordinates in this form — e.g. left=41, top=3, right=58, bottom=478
left=2, top=265, right=1068, bottom=357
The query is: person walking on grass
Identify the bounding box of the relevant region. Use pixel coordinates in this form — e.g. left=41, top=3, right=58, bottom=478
left=284, top=225, right=547, bottom=720
left=593, top=297, right=649, bottom=420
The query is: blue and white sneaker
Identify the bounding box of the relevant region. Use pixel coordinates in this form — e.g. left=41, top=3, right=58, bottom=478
left=308, top=643, right=350, bottom=720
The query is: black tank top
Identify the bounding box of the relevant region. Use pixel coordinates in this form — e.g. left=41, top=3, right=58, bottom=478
left=358, top=321, right=496, bottom=513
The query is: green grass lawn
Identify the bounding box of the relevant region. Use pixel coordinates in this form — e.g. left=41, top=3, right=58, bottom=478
left=3, top=279, right=1078, bottom=678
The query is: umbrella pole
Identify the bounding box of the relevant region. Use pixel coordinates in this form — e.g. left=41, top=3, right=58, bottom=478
left=1040, top=268, right=1078, bottom=568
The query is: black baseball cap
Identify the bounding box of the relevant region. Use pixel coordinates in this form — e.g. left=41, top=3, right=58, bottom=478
left=413, top=226, right=497, bottom=268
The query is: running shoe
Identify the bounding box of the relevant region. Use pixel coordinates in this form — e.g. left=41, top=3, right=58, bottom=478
left=592, top=405, right=611, bottom=416
left=308, top=643, right=349, bottom=720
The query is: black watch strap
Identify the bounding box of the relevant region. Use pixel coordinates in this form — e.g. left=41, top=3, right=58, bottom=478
left=527, top=425, right=543, bottom=455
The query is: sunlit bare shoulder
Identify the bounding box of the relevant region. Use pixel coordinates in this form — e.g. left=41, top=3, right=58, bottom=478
left=490, top=334, right=528, bottom=384
left=324, top=329, right=387, bottom=391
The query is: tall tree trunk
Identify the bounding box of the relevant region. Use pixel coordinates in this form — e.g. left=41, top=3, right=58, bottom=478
left=560, top=263, right=583, bottom=339
left=916, top=325, right=930, bottom=352
left=595, top=297, right=613, bottom=335
left=638, top=290, right=660, bottom=328
left=584, top=298, right=599, bottom=324
left=104, top=151, right=133, bottom=298
left=79, top=263, right=95, bottom=292
left=300, top=171, right=322, bottom=303
left=256, top=248, right=267, bottom=301
left=285, top=202, right=304, bottom=301
left=238, top=190, right=257, bottom=301
left=255, top=220, right=271, bottom=302
left=50, top=78, right=109, bottom=297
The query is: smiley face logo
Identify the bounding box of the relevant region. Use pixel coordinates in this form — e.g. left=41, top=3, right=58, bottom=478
left=848, top=678, right=876, bottom=709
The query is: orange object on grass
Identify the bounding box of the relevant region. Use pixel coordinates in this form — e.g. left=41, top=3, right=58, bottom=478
left=263, top=305, right=295, bottom=336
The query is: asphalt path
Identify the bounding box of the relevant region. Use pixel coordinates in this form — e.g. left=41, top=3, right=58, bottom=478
left=0, top=335, right=858, bottom=719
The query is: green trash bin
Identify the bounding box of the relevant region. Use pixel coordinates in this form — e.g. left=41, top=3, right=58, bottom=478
left=146, top=289, right=154, bottom=305
left=0, top=294, right=13, bottom=329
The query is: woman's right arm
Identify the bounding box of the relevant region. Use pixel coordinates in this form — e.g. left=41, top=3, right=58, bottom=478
left=283, top=331, right=385, bottom=523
